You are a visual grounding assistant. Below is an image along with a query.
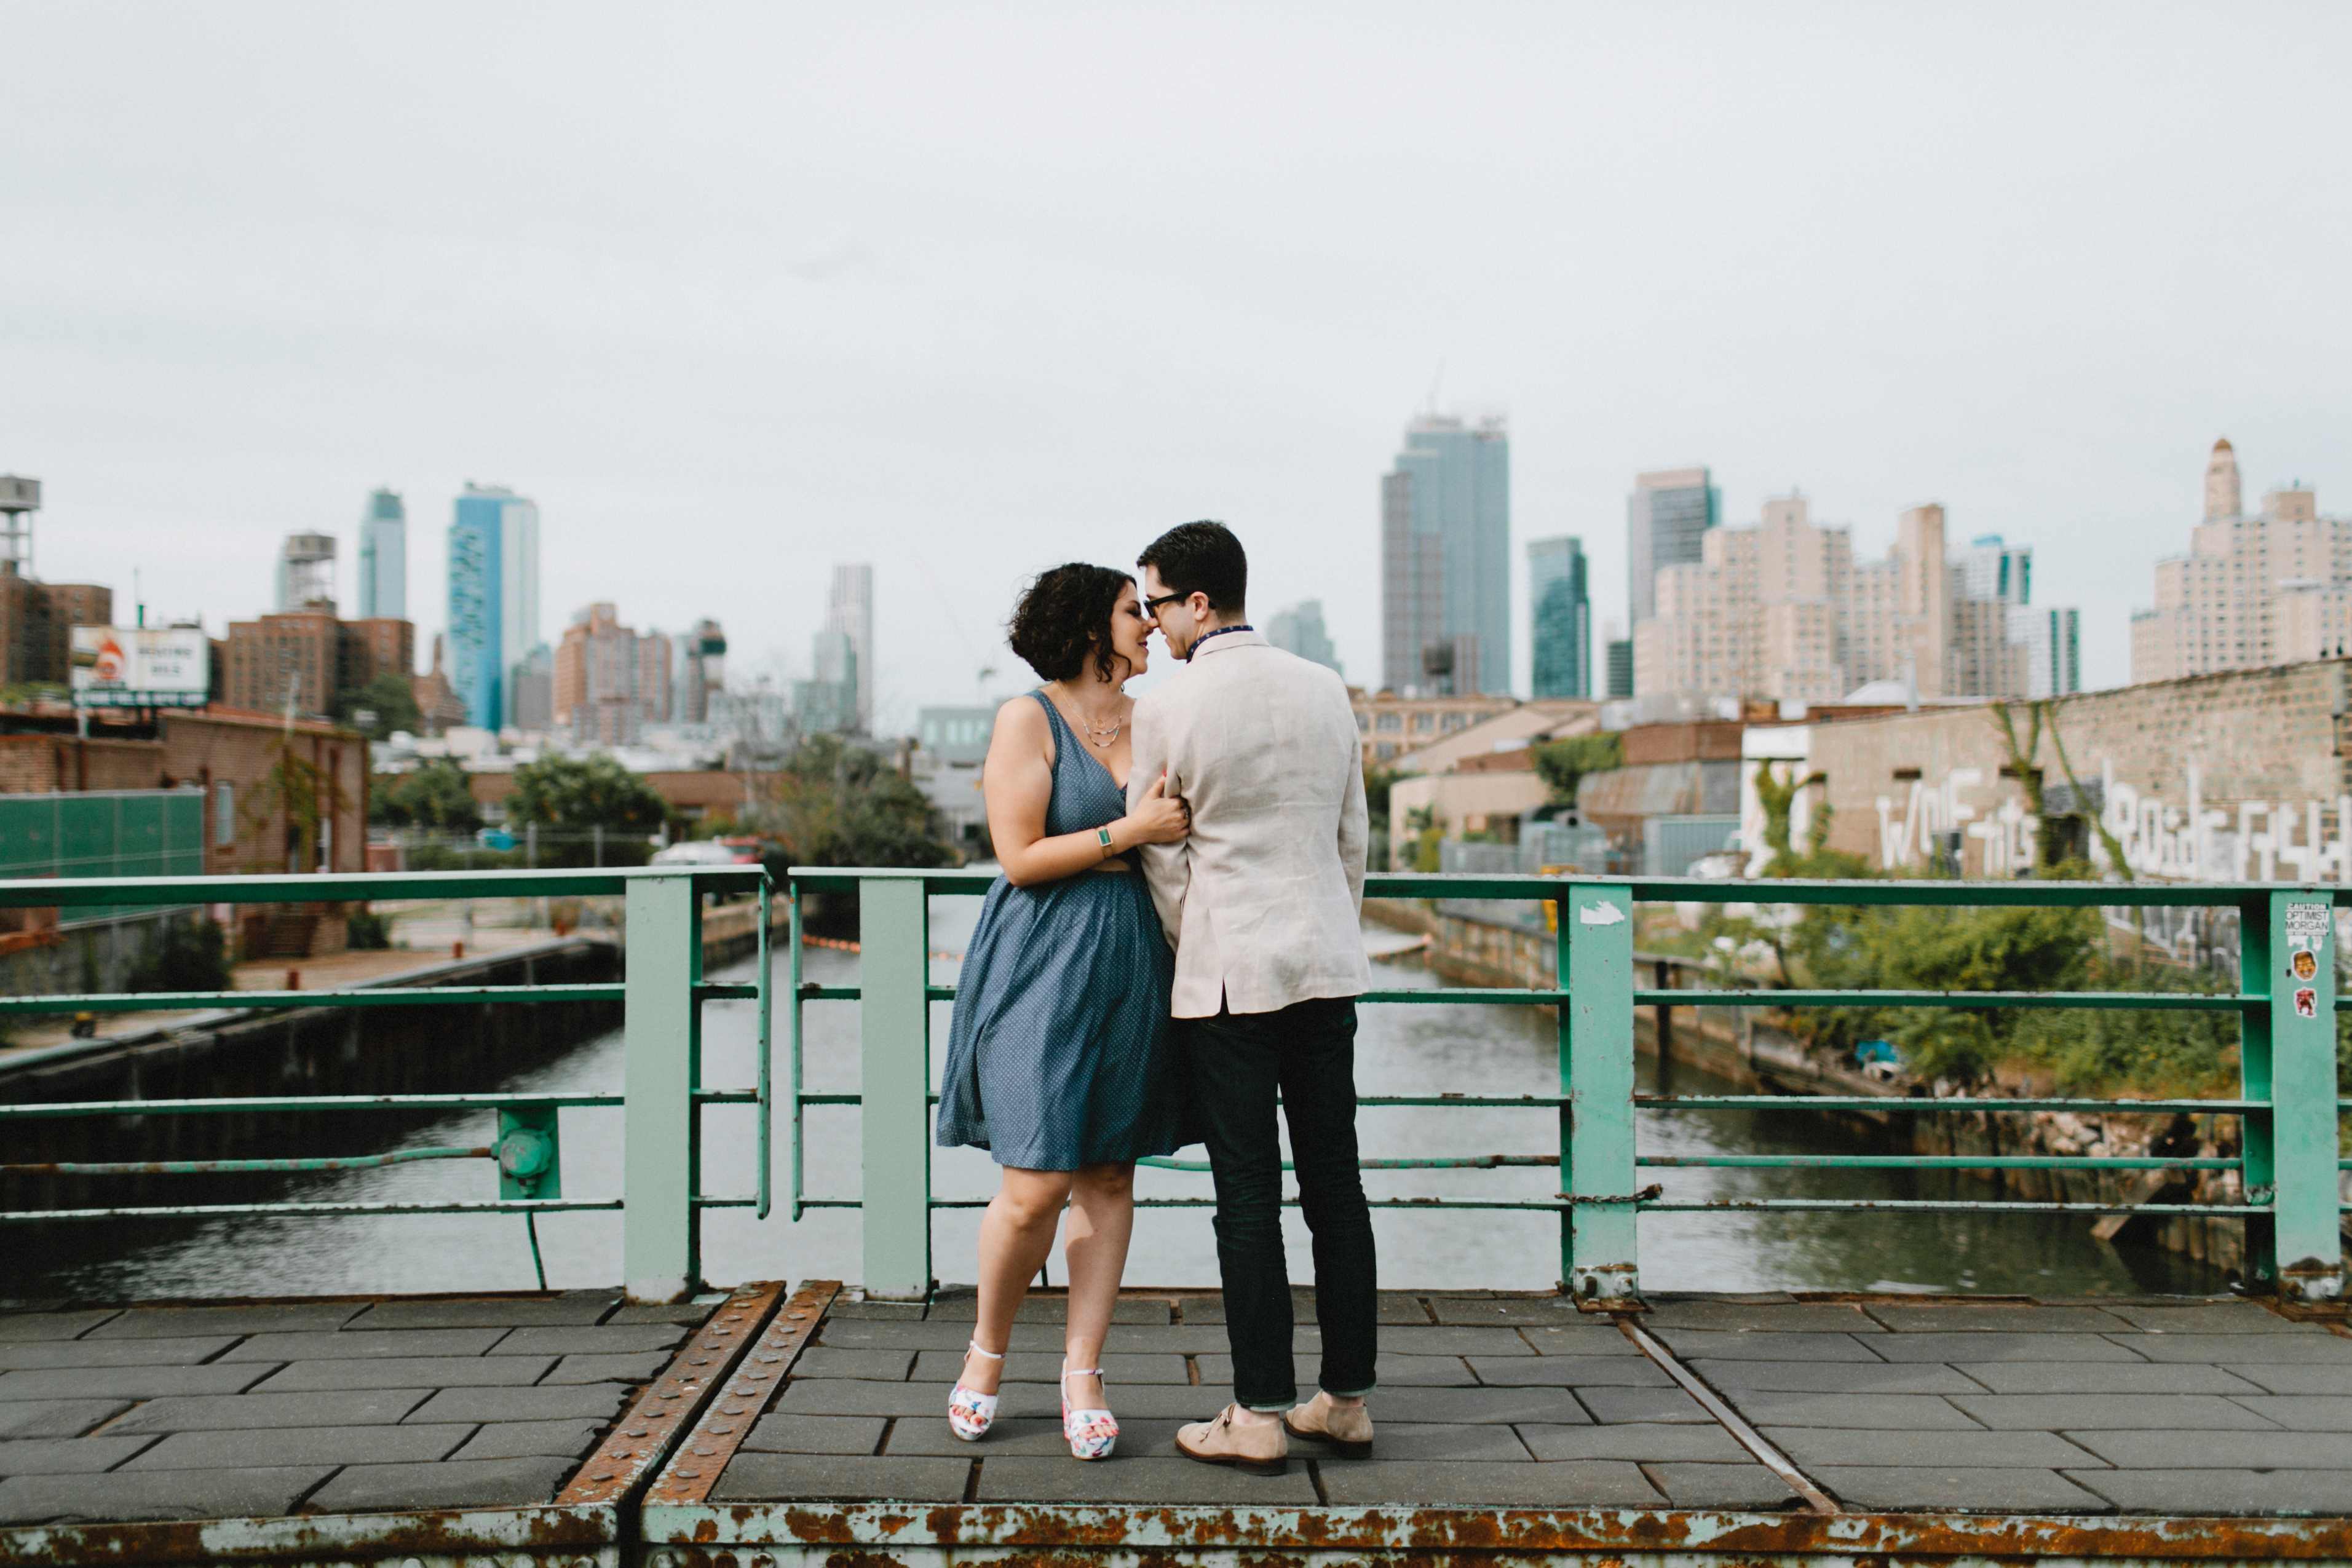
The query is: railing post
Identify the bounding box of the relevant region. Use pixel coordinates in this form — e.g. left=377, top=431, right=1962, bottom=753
left=2246, top=890, right=2342, bottom=1302
left=861, top=876, right=933, bottom=1299
left=1554, top=889, right=1572, bottom=1288
left=623, top=872, right=702, bottom=1302
left=1566, top=882, right=1640, bottom=1304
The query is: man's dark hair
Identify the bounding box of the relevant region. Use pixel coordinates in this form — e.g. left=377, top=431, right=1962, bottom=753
left=1007, top=563, right=1134, bottom=683
left=1138, top=520, right=1247, bottom=617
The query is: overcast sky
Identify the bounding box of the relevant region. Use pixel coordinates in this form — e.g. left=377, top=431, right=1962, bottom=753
left=7, top=2, right=2348, bottom=729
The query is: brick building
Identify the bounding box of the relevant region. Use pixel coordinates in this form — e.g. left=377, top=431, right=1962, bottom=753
left=0, top=706, right=370, bottom=874
left=222, top=610, right=414, bottom=717
left=0, top=576, right=111, bottom=687
left=553, top=602, right=674, bottom=746
left=409, top=636, right=471, bottom=735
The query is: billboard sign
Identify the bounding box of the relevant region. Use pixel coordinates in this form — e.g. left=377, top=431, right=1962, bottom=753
left=71, top=627, right=210, bottom=708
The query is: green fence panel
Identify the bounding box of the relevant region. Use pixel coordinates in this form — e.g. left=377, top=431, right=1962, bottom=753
left=0, top=798, right=57, bottom=877
left=0, top=792, right=201, bottom=920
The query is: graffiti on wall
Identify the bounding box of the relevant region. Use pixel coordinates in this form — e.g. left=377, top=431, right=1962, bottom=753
left=1872, top=760, right=2352, bottom=885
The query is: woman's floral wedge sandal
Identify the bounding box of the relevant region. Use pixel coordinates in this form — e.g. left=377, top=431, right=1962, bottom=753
left=1061, top=1360, right=1119, bottom=1460
left=948, top=1341, right=1004, bottom=1441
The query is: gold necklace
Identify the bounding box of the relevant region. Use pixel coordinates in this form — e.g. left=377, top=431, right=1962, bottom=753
left=1053, top=686, right=1124, bottom=749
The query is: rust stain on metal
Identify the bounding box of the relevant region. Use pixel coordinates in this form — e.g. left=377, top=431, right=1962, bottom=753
left=0, top=1503, right=611, bottom=1568
left=556, top=1278, right=786, bottom=1505
left=647, top=1278, right=839, bottom=1506
left=1615, top=1314, right=1837, bottom=1515
left=690, top=1500, right=2352, bottom=1558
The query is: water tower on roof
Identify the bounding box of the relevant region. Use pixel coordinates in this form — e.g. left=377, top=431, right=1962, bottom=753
left=0, top=475, right=41, bottom=577
left=275, top=531, right=338, bottom=612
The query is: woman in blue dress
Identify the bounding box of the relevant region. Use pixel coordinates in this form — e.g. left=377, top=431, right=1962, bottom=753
left=934, top=563, right=1192, bottom=1460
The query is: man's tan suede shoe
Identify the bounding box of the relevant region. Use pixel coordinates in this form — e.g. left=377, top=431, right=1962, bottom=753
left=1282, top=1392, right=1374, bottom=1458
left=1174, top=1406, right=1289, bottom=1475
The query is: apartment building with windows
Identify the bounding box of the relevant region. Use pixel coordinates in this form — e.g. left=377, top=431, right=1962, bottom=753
left=2131, top=438, right=2352, bottom=681
left=1636, top=493, right=2078, bottom=705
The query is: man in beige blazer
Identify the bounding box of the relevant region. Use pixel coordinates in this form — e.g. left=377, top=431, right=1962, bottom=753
left=1127, top=521, right=1377, bottom=1476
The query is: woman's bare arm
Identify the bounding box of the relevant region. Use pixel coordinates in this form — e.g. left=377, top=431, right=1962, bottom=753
left=984, top=699, right=1183, bottom=887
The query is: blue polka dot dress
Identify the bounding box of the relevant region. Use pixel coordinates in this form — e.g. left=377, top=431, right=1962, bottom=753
left=935, top=692, right=1186, bottom=1171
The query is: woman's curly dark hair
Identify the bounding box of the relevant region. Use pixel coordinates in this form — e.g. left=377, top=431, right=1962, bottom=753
left=1008, top=563, right=1134, bottom=684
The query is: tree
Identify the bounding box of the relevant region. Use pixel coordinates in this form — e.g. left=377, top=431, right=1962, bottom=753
left=1402, top=802, right=1444, bottom=873
left=334, top=672, right=423, bottom=740
left=370, top=758, right=483, bottom=834
left=749, top=733, right=953, bottom=872
left=509, top=753, right=668, bottom=836
left=240, top=736, right=349, bottom=873
left=1363, top=764, right=1400, bottom=877
left=1531, top=733, right=1623, bottom=811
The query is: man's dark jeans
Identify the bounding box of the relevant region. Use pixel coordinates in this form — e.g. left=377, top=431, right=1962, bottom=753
left=1185, top=995, right=1377, bottom=1411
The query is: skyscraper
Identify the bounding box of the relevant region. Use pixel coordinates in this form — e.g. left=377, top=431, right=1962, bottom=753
left=2007, top=605, right=2081, bottom=699
left=1602, top=619, right=1633, bottom=700
left=1960, top=534, right=2031, bottom=606
left=1526, top=536, right=1591, bottom=699
left=1265, top=600, right=1342, bottom=676
left=2132, top=438, right=2350, bottom=682
left=673, top=619, right=726, bottom=724
left=1380, top=414, right=1510, bottom=695
left=1625, top=467, right=1720, bottom=628
left=445, top=483, right=541, bottom=729
left=357, top=488, right=406, bottom=620
left=815, top=564, right=874, bottom=732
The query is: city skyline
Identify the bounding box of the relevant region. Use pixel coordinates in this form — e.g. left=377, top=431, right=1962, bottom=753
left=7, top=7, right=2348, bottom=724
left=6, top=430, right=2329, bottom=724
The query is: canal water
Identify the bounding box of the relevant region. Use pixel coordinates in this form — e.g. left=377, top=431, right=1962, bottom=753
left=25, top=894, right=2219, bottom=1301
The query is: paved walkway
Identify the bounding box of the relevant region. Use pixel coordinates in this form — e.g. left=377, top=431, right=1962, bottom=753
left=708, top=1289, right=2352, bottom=1517
left=0, top=1290, right=710, bottom=1524
left=5, top=1287, right=2351, bottom=1561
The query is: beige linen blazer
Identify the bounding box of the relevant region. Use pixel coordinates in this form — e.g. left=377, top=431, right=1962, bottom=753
left=1127, top=628, right=1371, bottom=1018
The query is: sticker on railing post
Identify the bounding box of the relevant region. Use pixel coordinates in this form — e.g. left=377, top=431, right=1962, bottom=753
left=1577, top=902, right=1626, bottom=927
left=2286, top=902, right=2329, bottom=1021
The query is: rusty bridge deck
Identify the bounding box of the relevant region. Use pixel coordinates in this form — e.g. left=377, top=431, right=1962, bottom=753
left=4, top=1285, right=2351, bottom=1566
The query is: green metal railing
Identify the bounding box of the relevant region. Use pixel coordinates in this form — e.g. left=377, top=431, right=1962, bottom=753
left=0, top=867, right=772, bottom=1301
left=788, top=868, right=2348, bottom=1305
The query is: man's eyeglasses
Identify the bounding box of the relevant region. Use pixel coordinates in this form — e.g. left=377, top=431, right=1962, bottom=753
left=1143, top=591, right=1192, bottom=616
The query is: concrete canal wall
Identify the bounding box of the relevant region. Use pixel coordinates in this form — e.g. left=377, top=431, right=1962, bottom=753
left=1364, top=898, right=2251, bottom=1275
left=0, top=897, right=785, bottom=1219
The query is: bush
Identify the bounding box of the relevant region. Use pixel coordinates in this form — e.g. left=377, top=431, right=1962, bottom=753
left=346, top=908, right=392, bottom=950
left=406, top=842, right=523, bottom=873
left=129, top=916, right=232, bottom=994
left=372, top=759, right=483, bottom=833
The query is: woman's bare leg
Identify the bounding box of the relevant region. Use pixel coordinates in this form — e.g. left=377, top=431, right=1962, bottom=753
left=1061, top=1162, right=1137, bottom=1409
left=962, top=1166, right=1074, bottom=1395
